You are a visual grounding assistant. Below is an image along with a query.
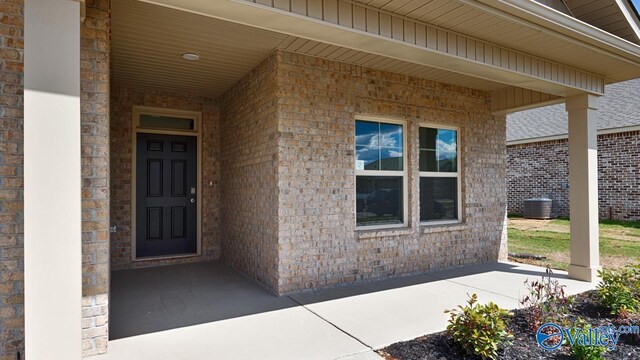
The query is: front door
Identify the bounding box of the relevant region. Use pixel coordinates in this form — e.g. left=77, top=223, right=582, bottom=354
left=136, top=133, right=197, bottom=258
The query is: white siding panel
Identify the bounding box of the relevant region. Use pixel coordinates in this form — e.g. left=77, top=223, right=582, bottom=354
left=273, top=0, right=290, bottom=10
left=338, top=1, right=353, bottom=27
left=391, top=16, right=404, bottom=40
left=324, top=0, right=339, bottom=23
left=366, top=9, right=379, bottom=34
left=353, top=5, right=367, bottom=31
left=308, top=0, right=324, bottom=20
left=380, top=13, right=392, bottom=37
left=291, top=0, right=307, bottom=15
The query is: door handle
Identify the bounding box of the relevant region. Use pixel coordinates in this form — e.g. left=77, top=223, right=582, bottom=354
left=190, top=198, right=195, bottom=203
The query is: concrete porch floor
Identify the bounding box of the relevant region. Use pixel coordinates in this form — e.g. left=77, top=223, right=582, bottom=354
left=102, top=261, right=596, bottom=360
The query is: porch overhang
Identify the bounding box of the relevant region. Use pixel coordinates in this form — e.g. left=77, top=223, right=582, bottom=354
left=140, top=0, right=640, bottom=106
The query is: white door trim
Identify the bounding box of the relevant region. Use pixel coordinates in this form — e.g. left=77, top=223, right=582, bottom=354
left=130, top=106, right=203, bottom=262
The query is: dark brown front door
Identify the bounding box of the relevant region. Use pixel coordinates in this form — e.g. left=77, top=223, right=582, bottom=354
left=136, top=133, right=197, bottom=258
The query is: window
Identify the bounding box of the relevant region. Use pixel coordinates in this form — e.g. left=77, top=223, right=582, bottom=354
left=420, top=126, right=460, bottom=223
left=139, top=114, right=195, bottom=131
left=355, top=119, right=406, bottom=228
left=133, top=106, right=200, bottom=133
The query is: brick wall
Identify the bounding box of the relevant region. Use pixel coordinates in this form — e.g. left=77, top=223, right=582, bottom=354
left=508, top=130, right=640, bottom=221
left=81, top=0, right=111, bottom=356
left=219, top=53, right=280, bottom=292
left=110, top=85, right=221, bottom=270
left=0, top=0, right=24, bottom=358
left=275, top=51, right=507, bottom=294
left=0, top=0, right=112, bottom=357
left=507, top=139, right=569, bottom=218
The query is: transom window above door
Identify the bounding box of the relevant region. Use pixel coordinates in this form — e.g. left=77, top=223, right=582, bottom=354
left=355, top=119, right=407, bottom=229
left=134, top=106, right=200, bottom=133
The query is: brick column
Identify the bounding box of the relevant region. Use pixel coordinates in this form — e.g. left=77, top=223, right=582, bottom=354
left=24, top=0, right=82, bottom=358
left=80, top=0, right=111, bottom=356
left=566, top=93, right=600, bottom=282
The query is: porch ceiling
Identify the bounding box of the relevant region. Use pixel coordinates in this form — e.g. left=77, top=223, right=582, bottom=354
left=111, top=0, right=507, bottom=97
left=111, top=0, right=289, bottom=97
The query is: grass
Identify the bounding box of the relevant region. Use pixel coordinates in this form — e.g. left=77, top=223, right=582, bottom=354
left=549, top=218, right=640, bottom=237
left=508, top=218, right=640, bottom=270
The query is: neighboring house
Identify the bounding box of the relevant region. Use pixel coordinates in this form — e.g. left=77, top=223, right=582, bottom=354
left=3, top=0, right=640, bottom=358
left=507, top=79, right=640, bottom=220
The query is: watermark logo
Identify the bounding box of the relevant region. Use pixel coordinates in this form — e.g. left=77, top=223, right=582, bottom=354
left=536, top=322, right=640, bottom=351
left=536, top=323, right=564, bottom=351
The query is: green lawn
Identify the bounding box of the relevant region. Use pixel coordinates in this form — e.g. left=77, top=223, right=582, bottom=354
left=508, top=218, right=640, bottom=270
left=549, top=218, right=640, bottom=237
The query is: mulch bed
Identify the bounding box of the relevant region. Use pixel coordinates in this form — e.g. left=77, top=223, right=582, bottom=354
left=379, top=291, right=640, bottom=360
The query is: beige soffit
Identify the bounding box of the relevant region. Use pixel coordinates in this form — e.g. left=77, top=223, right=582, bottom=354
left=468, top=0, right=640, bottom=81
left=562, top=0, right=640, bottom=44
left=111, top=0, right=288, bottom=97
left=143, top=0, right=613, bottom=97
left=618, top=0, right=640, bottom=41
left=351, top=0, right=640, bottom=82
left=277, top=37, right=506, bottom=91
left=112, top=0, right=512, bottom=97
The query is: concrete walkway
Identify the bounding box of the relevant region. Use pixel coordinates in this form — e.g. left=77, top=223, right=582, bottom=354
left=102, top=261, right=596, bottom=360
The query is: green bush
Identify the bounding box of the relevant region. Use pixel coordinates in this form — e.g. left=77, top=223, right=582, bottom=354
left=445, top=293, right=513, bottom=360
left=566, top=319, right=607, bottom=360
left=596, top=265, right=640, bottom=315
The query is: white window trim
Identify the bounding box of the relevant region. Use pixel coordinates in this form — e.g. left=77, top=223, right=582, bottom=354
left=419, top=123, right=462, bottom=226
left=354, top=116, right=409, bottom=230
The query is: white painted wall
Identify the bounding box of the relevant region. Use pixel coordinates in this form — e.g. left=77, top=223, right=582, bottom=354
left=24, top=0, right=82, bottom=359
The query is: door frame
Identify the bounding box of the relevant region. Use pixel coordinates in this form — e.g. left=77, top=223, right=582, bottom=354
left=131, top=105, right=203, bottom=261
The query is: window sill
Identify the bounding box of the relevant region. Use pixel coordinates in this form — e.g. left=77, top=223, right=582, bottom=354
left=356, top=225, right=413, bottom=239
left=420, top=221, right=466, bottom=234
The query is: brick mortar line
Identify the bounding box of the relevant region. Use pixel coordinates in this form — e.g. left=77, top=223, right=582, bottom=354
left=286, top=295, right=373, bottom=351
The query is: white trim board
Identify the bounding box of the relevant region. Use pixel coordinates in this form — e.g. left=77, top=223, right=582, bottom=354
left=506, top=125, right=640, bottom=145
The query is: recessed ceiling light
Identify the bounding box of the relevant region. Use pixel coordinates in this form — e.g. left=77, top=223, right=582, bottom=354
left=182, top=53, right=200, bottom=61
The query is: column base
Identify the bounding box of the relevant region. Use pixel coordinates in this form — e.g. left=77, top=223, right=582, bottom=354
left=567, top=264, right=601, bottom=282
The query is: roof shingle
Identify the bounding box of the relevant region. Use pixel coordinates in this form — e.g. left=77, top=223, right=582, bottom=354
left=507, top=79, right=640, bottom=142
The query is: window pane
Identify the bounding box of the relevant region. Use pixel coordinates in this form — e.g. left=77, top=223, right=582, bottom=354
left=379, top=123, right=403, bottom=148
left=356, top=176, right=403, bottom=226
left=420, top=177, right=458, bottom=221
left=437, top=151, right=457, bottom=172
left=419, top=149, right=437, bottom=172
left=356, top=145, right=380, bottom=170
left=420, top=127, right=458, bottom=173
left=356, top=120, right=404, bottom=173
left=140, top=115, right=194, bottom=131
left=419, top=127, right=437, bottom=150
left=436, top=129, right=457, bottom=153
left=355, top=120, right=379, bottom=146
left=380, top=147, right=403, bottom=171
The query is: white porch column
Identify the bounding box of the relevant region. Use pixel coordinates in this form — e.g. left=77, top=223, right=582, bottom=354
left=24, top=0, right=82, bottom=359
left=566, top=94, right=600, bottom=282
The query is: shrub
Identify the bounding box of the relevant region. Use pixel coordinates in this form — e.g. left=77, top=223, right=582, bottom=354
left=520, top=267, right=573, bottom=330
left=445, top=293, right=513, bottom=360
left=566, top=319, right=607, bottom=360
left=596, top=265, right=640, bottom=315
